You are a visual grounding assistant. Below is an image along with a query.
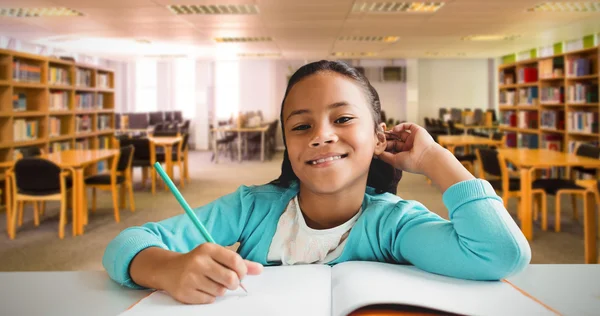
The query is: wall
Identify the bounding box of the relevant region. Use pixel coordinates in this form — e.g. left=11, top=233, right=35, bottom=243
left=417, top=59, right=489, bottom=124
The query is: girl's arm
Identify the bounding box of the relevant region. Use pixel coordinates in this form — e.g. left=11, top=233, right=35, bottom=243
left=385, top=148, right=531, bottom=280
left=102, top=185, right=256, bottom=288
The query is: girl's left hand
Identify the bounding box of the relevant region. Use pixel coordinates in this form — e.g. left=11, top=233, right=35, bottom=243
left=377, top=122, right=441, bottom=175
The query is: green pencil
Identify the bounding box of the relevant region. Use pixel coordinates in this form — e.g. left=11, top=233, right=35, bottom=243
left=153, top=162, right=248, bottom=293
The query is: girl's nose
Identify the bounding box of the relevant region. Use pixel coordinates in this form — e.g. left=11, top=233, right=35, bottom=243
left=309, top=130, right=339, bottom=148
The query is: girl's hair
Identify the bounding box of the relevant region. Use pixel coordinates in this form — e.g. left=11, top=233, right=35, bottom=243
left=270, top=60, right=402, bottom=194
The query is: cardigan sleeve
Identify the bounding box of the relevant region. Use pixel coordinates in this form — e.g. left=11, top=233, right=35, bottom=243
left=387, top=179, right=531, bottom=280
left=102, top=185, right=256, bottom=288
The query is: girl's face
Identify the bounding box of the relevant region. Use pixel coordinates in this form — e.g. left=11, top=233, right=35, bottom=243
left=282, top=72, right=386, bottom=194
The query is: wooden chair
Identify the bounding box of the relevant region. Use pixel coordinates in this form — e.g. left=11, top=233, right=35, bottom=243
left=476, top=148, right=547, bottom=224
left=6, top=158, right=74, bottom=239
left=156, top=132, right=190, bottom=187
left=84, top=145, right=135, bottom=223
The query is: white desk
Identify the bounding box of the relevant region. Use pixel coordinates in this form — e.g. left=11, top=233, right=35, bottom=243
left=0, top=265, right=598, bottom=315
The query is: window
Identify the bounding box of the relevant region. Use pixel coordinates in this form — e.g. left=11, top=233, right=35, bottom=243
left=135, top=59, right=157, bottom=112
left=174, top=58, right=196, bottom=118
left=215, top=60, right=239, bottom=120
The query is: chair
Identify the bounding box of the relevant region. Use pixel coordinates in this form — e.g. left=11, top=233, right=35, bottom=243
left=121, top=138, right=156, bottom=195
left=6, top=158, right=74, bottom=239
left=84, top=145, right=135, bottom=223
left=476, top=148, right=547, bottom=224
left=446, top=120, right=463, bottom=135
left=149, top=112, right=164, bottom=126
left=573, top=145, right=600, bottom=218
left=156, top=133, right=190, bottom=187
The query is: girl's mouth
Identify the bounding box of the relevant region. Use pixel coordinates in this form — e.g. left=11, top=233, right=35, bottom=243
left=306, top=154, right=348, bottom=165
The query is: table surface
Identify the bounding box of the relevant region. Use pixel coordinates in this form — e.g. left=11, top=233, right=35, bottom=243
left=0, top=265, right=598, bottom=316
left=437, top=135, right=502, bottom=146
left=498, top=148, right=600, bottom=168
left=148, top=136, right=182, bottom=146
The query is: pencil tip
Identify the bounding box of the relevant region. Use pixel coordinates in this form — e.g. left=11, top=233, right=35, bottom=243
left=240, top=283, right=248, bottom=294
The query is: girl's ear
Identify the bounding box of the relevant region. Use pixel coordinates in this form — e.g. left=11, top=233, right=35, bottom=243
left=374, top=122, right=387, bottom=155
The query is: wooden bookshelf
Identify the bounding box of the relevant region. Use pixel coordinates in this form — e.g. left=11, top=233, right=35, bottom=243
left=0, top=48, right=116, bottom=168
left=498, top=46, right=599, bottom=152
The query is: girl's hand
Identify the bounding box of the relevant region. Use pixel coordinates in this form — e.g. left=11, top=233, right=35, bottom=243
left=159, top=243, right=263, bottom=304
left=377, top=122, right=440, bottom=175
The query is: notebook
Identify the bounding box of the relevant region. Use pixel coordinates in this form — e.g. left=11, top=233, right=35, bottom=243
left=120, top=261, right=557, bottom=316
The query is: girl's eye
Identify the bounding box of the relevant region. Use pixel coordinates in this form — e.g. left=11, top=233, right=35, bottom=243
left=292, top=124, right=310, bottom=131
left=335, top=117, right=354, bottom=124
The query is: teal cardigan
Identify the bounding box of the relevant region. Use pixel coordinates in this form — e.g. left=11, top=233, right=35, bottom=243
left=103, top=179, right=531, bottom=289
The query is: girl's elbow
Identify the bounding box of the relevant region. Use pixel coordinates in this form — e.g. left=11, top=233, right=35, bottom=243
left=486, top=235, right=532, bottom=280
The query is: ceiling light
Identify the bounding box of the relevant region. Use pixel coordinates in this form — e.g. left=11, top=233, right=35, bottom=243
left=0, top=7, right=84, bottom=17
left=168, top=4, right=259, bottom=15
left=426, top=52, right=467, bottom=57
left=527, top=2, right=600, bottom=12
left=238, top=53, right=281, bottom=58
left=462, top=35, right=520, bottom=41
left=136, top=39, right=151, bottom=44
left=331, top=52, right=377, bottom=57
left=338, top=36, right=399, bottom=43
left=214, top=37, right=272, bottom=43
left=352, top=2, right=445, bottom=13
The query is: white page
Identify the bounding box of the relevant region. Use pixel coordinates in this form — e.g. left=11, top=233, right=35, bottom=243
left=120, top=265, right=332, bottom=316
left=331, top=261, right=556, bottom=316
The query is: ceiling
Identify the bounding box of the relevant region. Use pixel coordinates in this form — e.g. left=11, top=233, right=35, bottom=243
left=0, top=0, right=599, bottom=60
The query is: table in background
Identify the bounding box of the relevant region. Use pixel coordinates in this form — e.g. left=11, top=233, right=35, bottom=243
left=497, top=148, right=600, bottom=264
left=0, top=265, right=598, bottom=316
left=211, top=125, right=270, bottom=163
left=148, top=136, right=182, bottom=182
left=454, top=124, right=498, bottom=135
left=437, top=135, right=503, bottom=154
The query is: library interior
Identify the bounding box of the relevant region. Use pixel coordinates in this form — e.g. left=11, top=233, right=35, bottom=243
left=0, top=1, right=600, bottom=315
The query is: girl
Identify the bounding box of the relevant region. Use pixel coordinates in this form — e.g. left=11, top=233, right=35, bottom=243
left=103, top=60, right=530, bottom=304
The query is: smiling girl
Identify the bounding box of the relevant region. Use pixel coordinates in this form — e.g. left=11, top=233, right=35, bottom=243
left=103, top=60, right=530, bottom=304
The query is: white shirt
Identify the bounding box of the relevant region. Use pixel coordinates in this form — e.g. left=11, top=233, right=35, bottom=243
left=267, top=196, right=362, bottom=265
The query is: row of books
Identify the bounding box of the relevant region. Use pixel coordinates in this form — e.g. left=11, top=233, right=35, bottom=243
left=49, top=117, right=62, bottom=137
left=98, top=115, right=111, bottom=130
left=538, top=57, right=564, bottom=79
left=97, top=73, right=110, bottom=89
left=13, top=119, right=38, bottom=142
left=540, top=135, right=566, bottom=179
left=499, top=71, right=515, bottom=85
left=76, top=115, right=92, bottom=133
left=566, top=111, right=599, bottom=134
left=518, top=67, right=538, bottom=83
left=505, top=132, right=540, bottom=149
left=75, top=93, right=100, bottom=109
left=12, top=93, right=27, bottom=111
left=499, top=90, right=516, bottom=105
left=540, top=86, right=564, bottom=104
left=517, top=111, right=538, bottom=129
left=566, top=83, right=599, bottom=104
left=50, top=91, right=69, bottom=111
left=566, top=57, right=593, bottom=77
left=48, top=67, right=70, bottom=86
left=500, top=111, right=517, bottom=126
left=540, top=110, right=565, bottom=130
left=13, top=60, right=42, bottom=83
left=49, top=141, right=71, bottom=153
left=75, top=139, right=90, bottom=150
left=75, top=68, right=93, bottom=87
left=518, top=87, right=538, bottom=105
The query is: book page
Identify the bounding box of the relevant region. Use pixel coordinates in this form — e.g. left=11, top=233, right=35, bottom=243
left=331, top=261, right=556, bottom=316
left=120, top=265, right=331, bottom=316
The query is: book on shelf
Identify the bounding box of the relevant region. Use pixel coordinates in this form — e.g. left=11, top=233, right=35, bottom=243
left=12, top=59, right=41, bottom=83
left=97, top=115, right=111, bottom=131
left=75, top=68, right=93, bottom=87
left=12, top=93, right=26, bottom=111
left=506, top=132, right=518, bottom=148
left=540, top=86, right=564, bottom=104
left=13, top=119, right=38, bottom=142
left=75, top=115, right=92, bottom=134
left=49, top=141, right=71, bottom=153
left=96, top=93, right=104, bottom=109
left=75, top=92, right=97, bottom=110
left=566, top=83, right=599, bottom=103
left=538, top=57, right=564, bottom=79
left=566, top=57, right=593, bottom=77
left=517, top=111, right=538, bottom=129
left=49, top=90, right=69, bottom=111
left=75, top=139, right=90, bottom=150
left=518, top=67, right=538, bottom=83
left=540, top=110, right=564, bottom=130
left=499, top=71, right=515, bottom=85
left=518, top=134, right=539, bottom=149
left=97, top=73, right=110, bottom=89
left=48, top=67, right=70, bottom=85
left=518, top=87, right=538, bottom=105
left=97, top=136, right=111, bottom=172
left=499, top=90, right=516, bottom=106
left=49, top=117, right=61, bottom=137
left=567, top=112, right=599, bottom=134
left=500, top=111, right=517, bottom=126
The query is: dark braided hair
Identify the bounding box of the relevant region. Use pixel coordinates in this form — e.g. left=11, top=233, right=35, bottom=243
left=270, top=60, right=402, bottom=194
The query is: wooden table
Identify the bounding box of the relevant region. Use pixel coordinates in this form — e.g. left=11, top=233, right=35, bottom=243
left=497, top=148, right=600, bottom=264
left=455, top=124, right=498, bottom=134
left=148, top=136, right=181, bottom=181
left=211, top=125, right=270, bottom=163
left=437, top=135, right=503, bottom=154
left=45, top=149, right=120, bottom=236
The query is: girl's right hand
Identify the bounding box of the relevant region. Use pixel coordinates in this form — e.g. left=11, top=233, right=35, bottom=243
left=160, top=243, right=263, bottom=304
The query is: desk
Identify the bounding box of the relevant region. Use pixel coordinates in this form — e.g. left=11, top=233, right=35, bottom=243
left=0, top=265, right=597, bottom=316
left=454, top=124, right=498, bottom=135
left=498, top=148, right=600, bottom=264
left=437, top=135, right=503, bottom=153
left=148, top=136, right=181, bottom=181
left=211, top=125, right=270, bottom=163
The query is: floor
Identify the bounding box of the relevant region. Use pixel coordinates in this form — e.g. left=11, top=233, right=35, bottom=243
left=0, top=151, right=597, bottom=272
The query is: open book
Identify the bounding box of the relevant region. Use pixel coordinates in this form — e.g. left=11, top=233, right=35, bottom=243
left=120, top=261, right=556, bottom=316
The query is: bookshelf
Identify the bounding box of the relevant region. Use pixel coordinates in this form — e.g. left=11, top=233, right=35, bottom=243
left=0, top=48, right=116, bottom=168
left=498, top=46, right=599, bottom=153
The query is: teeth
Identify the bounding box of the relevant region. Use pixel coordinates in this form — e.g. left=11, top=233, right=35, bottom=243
left=311, top=155, right=342, bottom=165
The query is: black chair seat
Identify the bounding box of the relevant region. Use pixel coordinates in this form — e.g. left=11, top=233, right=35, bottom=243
left=155, top=153, right=180, bottom=162
left=489, top=178, right=521, bottom=191
left=85, top=174, right=125, bottom=185
left=531, top=179, right=586, bottom=195
left=455, top=154, right=477, bottom=162
left=572, top=166, right=596, bottom=176
left=132, top=159, right=151, bottom=167
left=18, top=178, right=73, bottom=196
